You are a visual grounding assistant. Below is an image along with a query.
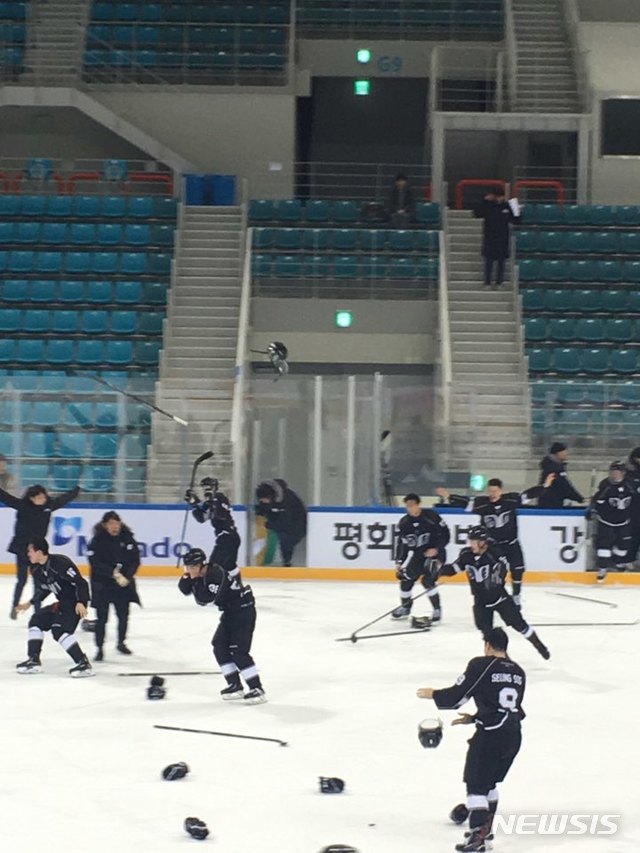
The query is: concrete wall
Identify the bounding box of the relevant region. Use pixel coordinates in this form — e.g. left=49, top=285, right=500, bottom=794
left=250, top=297, right=436, bottom=365
left=578, top=0, right=640, bottom=22
left=580, top=23, right=640, bottom=203
left=93, top=91, right=296, bottom=196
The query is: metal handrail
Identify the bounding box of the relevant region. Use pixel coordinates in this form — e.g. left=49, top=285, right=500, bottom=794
left=231, top=178, right=252, bottom=504
left=504, top=0, right=518, bottom=109
left=438, top=220, right=452, bottom=433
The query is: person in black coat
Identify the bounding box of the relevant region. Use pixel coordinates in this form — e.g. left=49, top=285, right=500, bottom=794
left=473, top=190, right=521, bottom=288
left=0, top=482, right=80, bottom=619
left=255, top=479, right=307, bottom=567
left=537, top=442, right=584, bottom=508
left=388, top=173, right=415, bottom=227
left=625, top=447, right=640, bottom=564
left=87, top=511, right=140, bottom=661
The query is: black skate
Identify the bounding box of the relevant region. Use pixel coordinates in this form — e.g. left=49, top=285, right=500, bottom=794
left=597, top=568, right=607, bottom=584
left=220, top=683, right=244, bottom=701
left=410, top=615, right=432, bottom=630
left=244, top=688, right=267, bottom=705
left=456, top=827, right=488, bottom=852
left=95, top=648, right=104, bottom=662
left=117, top=643, right=133, bottom=655
left=16, top=657, right=41, bottom=674
left=69, top=657, right=95, bottom=678
left=430, top=608, right=442, bottom=623
left=391, top=603, right=412, bottom=620
left=465, top=830, right=494, bottom=851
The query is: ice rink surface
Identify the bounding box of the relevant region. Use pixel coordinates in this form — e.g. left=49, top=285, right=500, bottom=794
left=1, top=576, right=639, bottom=853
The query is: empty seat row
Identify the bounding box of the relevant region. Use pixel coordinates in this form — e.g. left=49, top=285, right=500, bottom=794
left=0, top=368, right=156, bottom=392
left=0, top=250, right=171, bottom=275
left=91, top=3, right=289, bottom=24
left=0, top=430, right=148, bottom=459
left=0, top=399, right=147, bottom=428
left=84, top=48, right=286, bottom=69
left=298, top=4, right=502, bottom=28
left=521, top=287, right=640, bottom=314
left=0, top=23, right=25, bottom=41
left=1, top=459, right=144, bottom=492
left=530, top=380, right=640, bottom=407
left=250, top=199, right=441, bottom=225
left=0, top=222, right=174, bottom=247
left=518, top=258, right=640, bottom=283
left=0, top=309, right=163, bottom=335
left=3, top=278, right=166, bottom=305
left=88, top=24, right=287, bottom=46
left=525, top=317, right=640, bottom=344
left=531, top=407, right=640, bottom=437
left=253, top=253, right=439, bottom=280
left=523, top=204, right=640, bottom=227
left=0, top=4, right=27, bottom=21
left=253, top=227, right=438, bottom=252
left=517, top=230, right=640, bottom=255
left=527, top=347, right=640, bottom=375
left=0, top=194, right=177, bottom=219
left=0, top=338, right=161, bottom=365
left=0, top=46, right=23, bottom=67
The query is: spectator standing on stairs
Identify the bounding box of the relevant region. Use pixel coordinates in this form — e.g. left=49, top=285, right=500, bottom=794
left=473, top=190, right=521, bottom=289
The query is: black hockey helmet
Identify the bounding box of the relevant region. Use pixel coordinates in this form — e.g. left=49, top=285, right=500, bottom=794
left=450, top=803, right=469, bottom=825
left=319, top=777, right=345, bottom=794
left=418, top=718, right=443, bottom=749
left=609, top=460, right=626, bottom=473
left=183, top=547, right=206, bottom=567
left=467, top=525, right=489, bottom=542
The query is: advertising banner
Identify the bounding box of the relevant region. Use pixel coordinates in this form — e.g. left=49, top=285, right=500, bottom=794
left=0, top=504, right=247, bottom=573
left=306, top=507, right=587, bottom=573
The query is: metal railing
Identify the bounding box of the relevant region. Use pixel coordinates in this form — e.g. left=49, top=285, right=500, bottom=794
left=438, top=222, right=452, bottom=434
left=511, top=166, right=578, bottom=205
left=0, top=157, right=174, bottom=194
left=504, top=0, right=518, bottom=109
left=431, top=44, right=506, bottom=113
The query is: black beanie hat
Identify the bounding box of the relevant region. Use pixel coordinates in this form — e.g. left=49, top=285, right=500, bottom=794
left=549, top=442, right=567, bottom=455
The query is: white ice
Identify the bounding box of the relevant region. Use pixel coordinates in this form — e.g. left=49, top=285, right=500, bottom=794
left=1, top=576, right=639, bottom=853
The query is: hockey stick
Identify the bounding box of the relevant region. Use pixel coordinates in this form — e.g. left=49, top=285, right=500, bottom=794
left=336, top=627, right=431, bottom=643
left=343, top=589, right=430, bottom=642
left=154, top=724, right=288, bottom=747
left=176, top=450, right=215, bottom=569
left=118, top=671, right=221, bottom=677
left=533, top=620, right=639, bottom=628
left=547, top=592, right=618, bottom=609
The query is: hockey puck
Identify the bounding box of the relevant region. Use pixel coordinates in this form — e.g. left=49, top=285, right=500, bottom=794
left=350, top=636, right=357, bottom=644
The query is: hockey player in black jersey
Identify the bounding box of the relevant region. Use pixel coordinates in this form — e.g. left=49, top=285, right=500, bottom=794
left=14, top=538, right=94, bottom=677
left=185, top=479, right=242, bottom=579
left=589, top=461, right=634, bottom=583
left=178, top=547, right=266, bottom=704
left=437, top=475, right=553, bottom=607
left=439, top=526, right=550, bottom=659
left=392, top=493, right=450, bottom=622
left=417, top=627, right=526, bottom=852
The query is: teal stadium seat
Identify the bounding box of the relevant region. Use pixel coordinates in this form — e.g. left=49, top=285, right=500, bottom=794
left=588, top=206, right=616, bottom=226
left=575, top=318, right=605, bottom=342
left=82, top=310, right=108, bottom=334
left=23, top=310, right=50, bottom=334
left=95, top=402, right=118, bottom=426
left=87, top=281, right=112, bottom=303
left=619, top=232, right=640, bottom=254
left=302, top=229, right=330, bottom=250
left=518, top=259, right=540, bottom=282
left=102, top=196, right=127, bottom=218
left=604, top=318, right=633, bottom=342
left=0, top=195, right=20, bottom=216
left=53, top=464, right=83, bottom=491
left=71, top=224, right=96, bottom=245
left=564, top=231, right=592, bottom=254
left=9, top=251, right=35, bottom=273
left=47, top=340, right=75, bottom=364
left=575, top=289, right=602, bottom=312
left=275, top=200, right=302, bottom=222
left=64, top=401, right=93, bottom=427
left=0, top=223, right=12, bottom=243
left=128, top=197, right=154, bottom=218
left=582, top=348, right=610, bottom=374
left=527, top=348, right=551, bottom=372
left=58, top=281, right=84, bottom=302
left=106, top=340, right=134, bottom=365
left=611, top=349, right=638, bottom=374
left=539, top=260, right=568, bottom=282
left=556, top=382, right=589, bottom=406
left=360, top=230, right=386, bottom=251
left=521, top=289, right=546, bottom=311
left=137, top=312, right=163, bottom=335
left=123, top=434, right=148, bottom=459
left=59, top=433, right=88, bottom=458
left=97, top=224, right=122, bottom=245
left=617, top=382, right=640, bottom=405
left=42, top=223, right=68, bottom=245
left=15, top=222, right=41, bottom=244
left=52, top=311, right=79, bottom=334
left=624, top=261, right=640, bottom=284
left=417, top=257, right=439, bottom=279
left=252, top=253, right=272, bottom=276
left=592, top=231, right=619, bottom=254
left=331, top=201, right=359, bottom=223
left=526, top=204, right=563, bottom=225
left=91, top=433, right=119, bottom=460
left=516, top=231, right=537, bottom=253
left=334, top=255, right=359, bottom=278
left=413, top=231, right=438, bottom=252
left=538, top=231, right=565, bottom=253
left=304, top=200, right=330, bottom=223
left=125, top=224, right=151, bottom=246
left=548, top=318, right=576, bottom=342
left=563, top=205, right=591, bottom=226
left=115, top=281, right=142, bottom=303
left=84, top=464, right=114, bottom=492
left=274, top=255, right=301, bottom=277
left=415, top=203, right=440, bottom=225
left=302, top=254, right=331, bottom=277
left=388, top=257, right=417, bottom=278
left=47, top=196, right=73, bottom=217
left=154, top=197, right=177, bottom=219
left=0, top=309, right=21, bottom=332
left=388, top=230, right=414, bottom=252
left=17, top=339, right=45, bottom=363
left=111, top=310, right=137, bottom=334
left=524, top=317, right=546, bottom=342
left=74, top=196, right=101, bottom=217
left=553, top=347, right=582, bottom=374
left=617, top=206, right=640, bottom=227
left=30, top=401, right=61, bottom=427
left=66, top=252, right=91, bottom=274
left=21, top=196, right=47, bottom=217
left=134, top=341, right=160, bottom=365
left=3, top=279, right=29, bottom=301
left=151, top=225, right=174, bottom=246
left=93, top=252, right=119, bottom=274
left=360, top=256, right=388, bottom=278
left=332, top=229, right=359, bottom=251
left=122, top=252, right=148, bottom=275
left=275, top=228, right=302, bottom=250
left=603, top=290, right=629, bottom=313
left=568, top=259, right=596, bottom=283
left=546, top=288, right=574, bottom=312
left=0, top=340, right=15, bottom=361
left=37, top=252, right=63, bottom=274
left=250, top=200, right=276, bottom=221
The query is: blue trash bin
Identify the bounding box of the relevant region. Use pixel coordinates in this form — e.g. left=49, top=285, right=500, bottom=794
left=185, top=174, right=206, bottom=206
left=211, top=174, right=236, bottom=205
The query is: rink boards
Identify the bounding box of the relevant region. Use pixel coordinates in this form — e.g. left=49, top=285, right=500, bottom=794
left=0, top=504, right=639, bottom=584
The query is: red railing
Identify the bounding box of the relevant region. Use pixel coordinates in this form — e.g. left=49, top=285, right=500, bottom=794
left=512, top=179, right=565, bottom=207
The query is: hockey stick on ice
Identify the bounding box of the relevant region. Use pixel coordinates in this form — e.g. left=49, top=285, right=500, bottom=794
left=338, top=589, right=430, bottom=643
left=335, top=627, right=431, bottom=643
left=176, top=450, right=215, bottom=569
left=547, top=591, right=618, bottom=609
left=118, top=671, right=221, bottom=677
left=154, top=724, right=288, bottom=747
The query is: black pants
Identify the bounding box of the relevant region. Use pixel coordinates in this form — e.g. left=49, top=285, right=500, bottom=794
left=595, top=522, right=630, bottom=571
left=627, top=524, right=640, bottom=563
left=212, top=606, right=257, bottom=673
left=473, top=596, right=529, bottom=638
left=463, top=723, right=522, bottom=795
left=95, top=593, right=130, bottom=648
left=495, top=541, right=525, bottom=585
left=277, top=530, right=302, bottom=566
left=29, top=603, right=80, bottom=640
left=484, top=256, right=505, bottom=287
left=399, top=550, right=444, bottom=593
left=12, top=552, right=41, bottom=612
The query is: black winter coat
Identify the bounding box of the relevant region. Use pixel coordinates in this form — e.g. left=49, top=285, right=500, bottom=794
left=389, top=184, right=415, bottom=216
left=537, top=455, right=584, bottom=508
left=87, top=527, right=141, bottom=608
left=625, top=459, right=640, bottom=526
left=255, top=479, right=307, bottom=542
left=0, top=486, right=80, bottom=555
left=473, top=199, right=520, bottom=260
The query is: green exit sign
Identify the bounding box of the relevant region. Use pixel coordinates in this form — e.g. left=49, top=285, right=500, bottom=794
left=469, top=474, right=487, bottom=491
left=356, top=48, right=371, bottom=64
left=335, top=310, right=353, bottom=328
left=354, top=79, right=370, bottom=96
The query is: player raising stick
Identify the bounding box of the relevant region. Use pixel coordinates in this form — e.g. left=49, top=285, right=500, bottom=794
left=439, top=526, right=550, bottom=660
left=392, top=493, right=450, bottom=623
left=417, top=627, right=526, bottom=852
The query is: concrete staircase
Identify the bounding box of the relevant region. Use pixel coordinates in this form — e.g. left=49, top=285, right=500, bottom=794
left=441, top=210, right=531, bottom=479
left=147, top=206, right=244, bottom=502
left=511, top=0, right=580, bottom=113
left=22, top=0, right=88, bottom=86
